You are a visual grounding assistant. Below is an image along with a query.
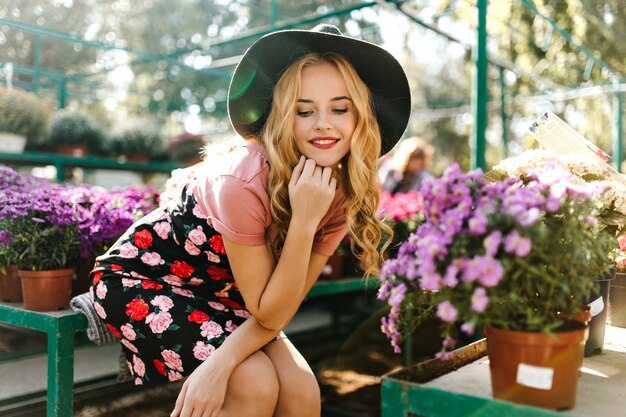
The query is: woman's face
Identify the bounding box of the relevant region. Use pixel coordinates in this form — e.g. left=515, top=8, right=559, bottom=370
left=293, top=61, right=355, bottom=168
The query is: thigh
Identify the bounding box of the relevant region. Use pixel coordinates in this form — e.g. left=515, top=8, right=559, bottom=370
left=262, top=338, right=321, bottom=417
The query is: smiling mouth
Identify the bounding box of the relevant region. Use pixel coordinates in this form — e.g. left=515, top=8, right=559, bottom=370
left=309, top=137, right=339, bottom=145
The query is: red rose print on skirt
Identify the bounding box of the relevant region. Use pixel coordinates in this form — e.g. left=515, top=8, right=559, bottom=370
left=170, top=260, right=195, bottom=278
left=126, top=298, right=150, bottom=321
left=209, top=235, right=226, bottom=254
left=134, top=229, right=153, bottom=249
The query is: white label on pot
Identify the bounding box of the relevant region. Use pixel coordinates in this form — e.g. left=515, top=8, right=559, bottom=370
left=588, top=296, right=604, bottom=317
left=516, top=363, right=554, bottom=390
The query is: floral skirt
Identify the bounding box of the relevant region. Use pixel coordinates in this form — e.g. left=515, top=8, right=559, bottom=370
left=89, top=188, right=276, bottom=385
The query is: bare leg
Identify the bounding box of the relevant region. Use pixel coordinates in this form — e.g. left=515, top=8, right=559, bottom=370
left=218, top=350, right=280, bottom=417
left=263, top=338, right=321, bottom=417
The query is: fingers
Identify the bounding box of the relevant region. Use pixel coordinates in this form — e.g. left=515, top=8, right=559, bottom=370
left=289, top=156, right=305, bottom=188
left=321, top=166, right=333, bottom=186
left=171, top=382, right=188, bottom=417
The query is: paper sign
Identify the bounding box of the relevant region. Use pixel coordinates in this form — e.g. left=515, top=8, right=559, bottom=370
left=588, top=296, right=605, bottom=317
left=516, top=363, right=554, bottom=390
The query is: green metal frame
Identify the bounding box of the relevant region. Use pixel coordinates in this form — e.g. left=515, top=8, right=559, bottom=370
left=0, top=152, right=183, bottom=182
left=0, top=276, right=377, bottom=417
left=1, top=0, right=624, bottom=168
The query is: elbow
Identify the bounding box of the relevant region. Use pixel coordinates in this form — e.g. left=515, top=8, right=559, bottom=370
left=248, top=307, right=286, bottom=332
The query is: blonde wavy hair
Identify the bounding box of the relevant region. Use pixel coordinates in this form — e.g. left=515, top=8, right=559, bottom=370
left=259, top=53, right=392, bottom=277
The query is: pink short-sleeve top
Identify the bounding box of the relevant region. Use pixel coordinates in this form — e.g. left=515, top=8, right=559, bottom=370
left=189, top=141, right=348, bottom=257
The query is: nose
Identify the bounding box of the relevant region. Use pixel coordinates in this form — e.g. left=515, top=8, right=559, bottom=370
left=314, top=117, right=333, bottom=131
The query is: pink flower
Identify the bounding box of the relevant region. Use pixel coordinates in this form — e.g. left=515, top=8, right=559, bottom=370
left=122, top=278, right=142, bottom=287
left=145, top=311, right=173, bottom=334
left=225, top=320, right=238, bottom=332
left=162, top=274, right=183, bottom=287
left=189, top=278, right=204, bottom=286
left=161, top=349, right=184, bottom=372
left=208, top=301, right=228, bottom=311
left=172, top=287, right=194, bottom=298
left=475, top=256, right=504, bottom=288
left=435, top=351, right=455, bottom=361
left=153, top=222, right=171, bottom=240
left=460, top=322, right=475, bottom=336
left=94, top=301, right=107, bottom=319
left=120, top=323, right=137, bottom=340
left=150, top=295, right=174, bottom=312
left=168, top=371, right=183, bottom=382
left=121, top=338, right=139, bottom=353
left=436, top=300, right=458, bottom=323
left=130, top=271, right=148, bottom=279
left=193, top=341, right=216, bottom=361
left=119, top=242, right=139, bottom=259
left=483, top=231, right=502, bottom=257
left=184, top=239, right=201, bottom=256
left=95, top=281, right=107, bottom=299
left=504, top=230, right=532, bottom=257
left=134, top=377, right=143, bottom=385
left=205, top=251, right=221, bottom=263
left=141, top=252, right=165, bottom=266
left=442, top=337, right=457, bottom=349
left=188, top=226, right=207, bottom=246
left=200, top=321, right=224, bottom=339
left=132, top=355, right=145, bottom=377
left=471, top=287, right=489, bottom=313
left=233, top=309, right=251, bottom=319
left=193, top=204, right=208, bottom=219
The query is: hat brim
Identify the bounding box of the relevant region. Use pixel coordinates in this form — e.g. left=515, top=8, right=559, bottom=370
left=228, top=29, right=411, bottom=156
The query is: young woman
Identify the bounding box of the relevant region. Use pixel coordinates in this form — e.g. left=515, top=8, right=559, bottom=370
left=89, top=24, right=410, bottom=417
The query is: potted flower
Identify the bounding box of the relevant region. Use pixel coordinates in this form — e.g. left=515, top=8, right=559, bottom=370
left=106, top=121, right=166, bottom=162
left=490, top=149, right=625, bottom=355
left=166, top=132, right=206, bottom=165
left=378, top=190, right=425, bottom=259
left=0, top=167, right=81, bottom=311
left=0, top=87, right=50, bottom=152
left=63, top=184, right=160, bottom=295
left=45, top=110, right=106, bottom=157
left=378, top=162, right=615, bottom=410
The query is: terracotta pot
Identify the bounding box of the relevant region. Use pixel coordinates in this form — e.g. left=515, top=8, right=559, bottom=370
left=319, top=253, right=346, bottom=280
left=56, top=144, right=87, bottom=157
left=484, top=324, right=586, bottom=410
left=18, top=268, right=75, bottom=311
left=0, top=265, right=23, bottom=302
left=608, top=271, right=626, bottom=328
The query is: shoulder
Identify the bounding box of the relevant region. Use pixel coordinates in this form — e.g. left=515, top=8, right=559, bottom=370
left=220, top=142, right=270, bottom=184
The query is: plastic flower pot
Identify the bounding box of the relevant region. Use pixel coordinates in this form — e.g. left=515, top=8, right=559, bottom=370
left=19, top=268, right=74, bottom=311
left=608, top=271, right=626, bottom=328
left=0, top=265, right=22, bottom=302
left=584, top=271, right=614, bottom=356
left=484, top=323, right=586, bottom=410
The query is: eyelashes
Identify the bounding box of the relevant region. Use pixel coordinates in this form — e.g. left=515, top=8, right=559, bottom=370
left=295, top=108, right=349, bottom=117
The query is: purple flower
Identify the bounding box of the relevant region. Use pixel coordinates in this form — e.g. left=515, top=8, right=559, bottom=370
left=471, top=287, right=489, bottom=313
left=0, top=230, right=13, bottom=245
left=476, top=256, right=504, bottom=288
left=504, top=230, right=532, bottom=257
left=436, top=300, right=458, bottom=323
left=483, top=231, right=502, bottom=257
left=435, top=351, right=455, bottom=361
left=460, top=322, right=475, bottom=336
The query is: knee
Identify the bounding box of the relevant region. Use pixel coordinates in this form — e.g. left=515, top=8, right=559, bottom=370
left=278, top=369, right=320, bottom=414
left=229, top=351, right=279, bottom=407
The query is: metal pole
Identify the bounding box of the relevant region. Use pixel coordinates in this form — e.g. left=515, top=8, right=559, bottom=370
left=614, top=81, right=624, bottom=173
left=34, top=34, right=42, bottom=93
left=271, top=0, right=278, bottom=28
left=499, top=66, right=508, bottom=158
left=471, top=0, right=488, bottom=170
left=57, top=78, right=66, bottom=109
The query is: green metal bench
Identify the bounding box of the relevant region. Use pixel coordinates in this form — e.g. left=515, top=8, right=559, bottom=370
left=0, top=276, right=379, bottom=417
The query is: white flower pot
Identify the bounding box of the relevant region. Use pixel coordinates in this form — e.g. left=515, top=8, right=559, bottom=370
left=0, top=132, right=27, bottom=153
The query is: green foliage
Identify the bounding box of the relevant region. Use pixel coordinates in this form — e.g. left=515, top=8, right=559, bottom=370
left=8, top=217, right=80, bottom=271
left=0, top=87, right=51, bottom=147
left=46, top=110, right=106, bottom=155
left=166, top=132, right=206, bottom=162
left=106, top=120, right=166, bottom=161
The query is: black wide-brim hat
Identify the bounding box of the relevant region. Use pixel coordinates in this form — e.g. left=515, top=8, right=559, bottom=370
left=228, top=24, right=411, bottom=156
